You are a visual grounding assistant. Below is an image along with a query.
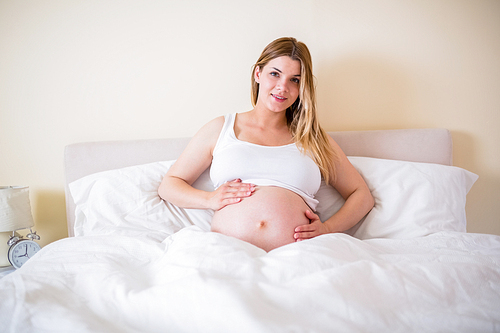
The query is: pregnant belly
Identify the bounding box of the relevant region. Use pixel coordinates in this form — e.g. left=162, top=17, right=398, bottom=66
left=210, top=186, right=310, bottom=252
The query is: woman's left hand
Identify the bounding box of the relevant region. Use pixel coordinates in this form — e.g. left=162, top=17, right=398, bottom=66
left=294, top=210, right=329, bottom=241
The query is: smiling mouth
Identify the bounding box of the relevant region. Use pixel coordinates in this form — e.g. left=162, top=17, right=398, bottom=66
left=271, top=94, right=286, bottom=101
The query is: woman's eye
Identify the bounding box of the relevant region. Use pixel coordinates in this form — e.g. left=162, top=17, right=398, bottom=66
left=292, top=78, right=300, bottom=84
left=270, top=72, right=279, bottom=77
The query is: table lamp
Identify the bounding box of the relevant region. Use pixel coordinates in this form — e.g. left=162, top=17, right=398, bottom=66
left=0, top=186, right=36, bottom=267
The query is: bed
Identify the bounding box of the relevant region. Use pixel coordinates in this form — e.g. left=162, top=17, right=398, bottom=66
left=1, top=128, right=500, bottom=333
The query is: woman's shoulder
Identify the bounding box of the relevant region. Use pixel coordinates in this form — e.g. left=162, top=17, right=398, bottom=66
left=206, top=115, right=226, bottom=128
left=326, top=133, right=343, bottom=152
left=194, top=115, right=225, bottom=140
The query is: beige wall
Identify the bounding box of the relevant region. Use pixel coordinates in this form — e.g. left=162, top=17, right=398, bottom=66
left=1, top=0, right=499, bottom=246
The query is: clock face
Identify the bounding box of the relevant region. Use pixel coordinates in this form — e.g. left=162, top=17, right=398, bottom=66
left=8, top=240, right=42, bottom=269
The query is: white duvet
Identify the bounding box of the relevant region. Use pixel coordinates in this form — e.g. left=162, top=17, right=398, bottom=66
left=1, top=227, right=500, bottom=332
left=1, top=156, right=500, bottom=332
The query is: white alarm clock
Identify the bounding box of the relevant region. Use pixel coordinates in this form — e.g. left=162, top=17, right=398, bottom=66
left=7, top=229, right=41, bottom=269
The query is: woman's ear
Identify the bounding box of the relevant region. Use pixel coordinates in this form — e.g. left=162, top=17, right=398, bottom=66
left=254, top=66, right=261, bottom=84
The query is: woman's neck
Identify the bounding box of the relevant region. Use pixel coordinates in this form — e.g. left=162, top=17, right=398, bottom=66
left=248, top=108, right=288, bottom=130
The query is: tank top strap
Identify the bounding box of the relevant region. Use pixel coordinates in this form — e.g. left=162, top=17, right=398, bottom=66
left=223, top=113, right=236, bottom=140
left=213, top=113, right=236, bottom=154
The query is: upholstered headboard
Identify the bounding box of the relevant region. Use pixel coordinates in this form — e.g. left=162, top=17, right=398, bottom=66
left=64, top=128, right=452, bottom=236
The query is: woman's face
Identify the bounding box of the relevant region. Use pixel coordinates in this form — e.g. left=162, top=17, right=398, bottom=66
left=254, top=56, right=301, bottom=113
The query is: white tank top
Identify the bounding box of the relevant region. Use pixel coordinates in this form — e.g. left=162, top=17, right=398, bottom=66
left=210, top=113, right=321, bottom=210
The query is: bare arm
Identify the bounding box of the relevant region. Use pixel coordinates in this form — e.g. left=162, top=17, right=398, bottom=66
left=294, top=136, right=374, bottom=240
left=158, top=116, right=255, bottom=210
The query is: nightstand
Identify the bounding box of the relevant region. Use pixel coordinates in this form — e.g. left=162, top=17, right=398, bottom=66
left=0, top=266, right=15, bottom=279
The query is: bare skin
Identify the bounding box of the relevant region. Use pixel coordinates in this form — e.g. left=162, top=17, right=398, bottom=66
left=211, top=186, right=310, bottom=252
left=158, top=55, right=374, bottom=251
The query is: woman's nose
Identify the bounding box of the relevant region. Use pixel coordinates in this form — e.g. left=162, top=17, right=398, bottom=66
left=276, top=78, right=289, bottom=92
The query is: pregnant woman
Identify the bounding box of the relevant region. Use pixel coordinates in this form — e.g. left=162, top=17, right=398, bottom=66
left=158, top=37, right=374, bottom=251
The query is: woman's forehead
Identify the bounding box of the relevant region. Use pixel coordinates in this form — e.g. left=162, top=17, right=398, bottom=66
left=264, top=56, right=301, bottom=74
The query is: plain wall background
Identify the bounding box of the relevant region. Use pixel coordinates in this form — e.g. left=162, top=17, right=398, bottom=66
left=1, top=0, right=499, bottom=246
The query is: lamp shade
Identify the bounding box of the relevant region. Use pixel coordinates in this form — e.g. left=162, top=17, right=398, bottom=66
left=0, top=186, right=35, bottom=232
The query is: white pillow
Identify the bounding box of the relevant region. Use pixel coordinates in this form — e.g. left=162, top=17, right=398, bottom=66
left=69, top=160, right=214, bottom=239
left=69, top=157, right=478, bottom=240
left=316, top=157, right=478, bottom=239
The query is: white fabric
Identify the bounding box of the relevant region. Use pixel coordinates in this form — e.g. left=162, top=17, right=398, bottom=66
left=321, top=157, right=479, bottom=239
left=69, top=160, right=214, bottom=239
left=211, top=113, right=321, bottom=210
left=1, top=227, right=499, bottom=332
left=68, top=157, right=478, bottom=240
left=1, top=157, right=497, bottom=332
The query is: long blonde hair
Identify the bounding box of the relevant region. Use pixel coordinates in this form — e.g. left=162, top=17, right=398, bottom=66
left=251, top=37, right=338, bottom=183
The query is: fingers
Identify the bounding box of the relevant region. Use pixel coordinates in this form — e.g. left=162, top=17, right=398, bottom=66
left=211, top=179, right=256, bottom=210
left=294, top=224, right=318, bottom=241
left=222, top=180, right=255, bottom=197
left=294, top=211, right=324, bottom=241
left=304, top=209, right=319, bottom=221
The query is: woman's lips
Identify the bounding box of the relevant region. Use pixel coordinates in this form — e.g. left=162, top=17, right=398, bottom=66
left=271, top=93, right=287, bottom=102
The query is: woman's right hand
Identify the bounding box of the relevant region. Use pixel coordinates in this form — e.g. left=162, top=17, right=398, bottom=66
left=209, top=179, right=255, bottom=211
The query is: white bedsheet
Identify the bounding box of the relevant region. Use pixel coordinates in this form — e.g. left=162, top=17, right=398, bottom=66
left=1, top=226, right=500, bottom=333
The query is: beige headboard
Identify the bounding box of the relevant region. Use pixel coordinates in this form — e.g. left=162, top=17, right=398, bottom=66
left=64, top=128, right=452, bottom=236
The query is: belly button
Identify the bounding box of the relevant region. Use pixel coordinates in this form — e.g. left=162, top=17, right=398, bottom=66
left=258, top=220, right=267, bottom=228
